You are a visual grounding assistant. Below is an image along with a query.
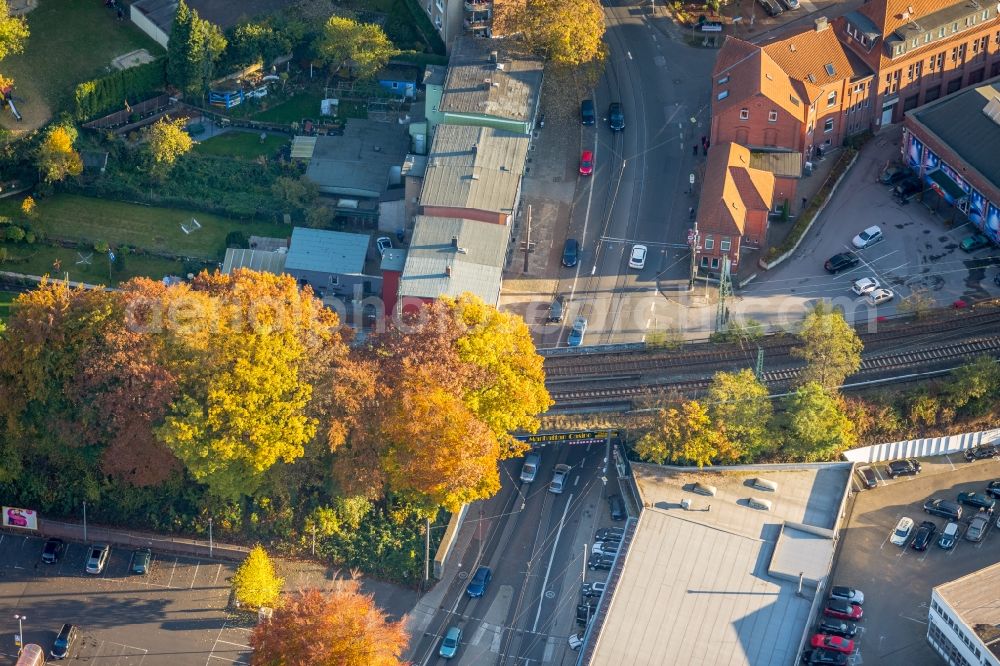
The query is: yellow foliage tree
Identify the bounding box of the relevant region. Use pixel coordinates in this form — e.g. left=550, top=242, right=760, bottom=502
left=37, top=126, right=83, bottom=183
left=635, top=400, right=727, bottom=467
left=232, top=544, right=283, bottom=609
left=147, top=117, right=193, bottom=173
left=20, top=196, right=35, bottom=217
left=522, top=0, right=606, bottom=66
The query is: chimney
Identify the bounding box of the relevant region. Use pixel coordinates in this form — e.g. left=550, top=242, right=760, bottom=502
left=471, top=143, right=478, bottom=154
left=814, top=16, right=829, bottom=31
left=451, top=236, right=459, bottom=249
left=445, top=265, right=452, bottom=277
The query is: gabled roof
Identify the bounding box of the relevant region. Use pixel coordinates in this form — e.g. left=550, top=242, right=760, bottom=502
left=713, top=37, right=759, bottom=76
left=285, top=228, right=369, bottom=276
left=696, top=143, right=775, bottom=237
left=714, top=39, right=807, bottom=121
left=763, top=25, right=871, bottom=89
left=857, top=0, right=953, bottom=40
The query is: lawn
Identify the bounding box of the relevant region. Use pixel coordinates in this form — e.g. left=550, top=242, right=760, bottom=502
left=0, top=194, right=291, bottom=260
left=194, top=131, right=290, bottom=159
left=0, top=290, right=16, bottom=321
left=0, top=0, right=163, bottom=131
left=252, top=92, right=326, bottom=123
left=0, top=241, right=188, bottom=286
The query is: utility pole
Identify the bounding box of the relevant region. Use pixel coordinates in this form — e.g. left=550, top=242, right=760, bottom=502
left=715, top=256, right=732, bottom=332
left=424, top=516, right=431, bottom=591
left=755, top=346, right=765, bottom=381
left=687, top=220, right=699, bottom=291
left=82, top=501, right=87, bottom=543
left=520, top=205, right=535, bottom=273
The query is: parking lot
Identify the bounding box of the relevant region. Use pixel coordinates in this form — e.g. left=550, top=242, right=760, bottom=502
left=0, top=533, right=248, bottom=665
left=828, top=455, right=1000, bottom=666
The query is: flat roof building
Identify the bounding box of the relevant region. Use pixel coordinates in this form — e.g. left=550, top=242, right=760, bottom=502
left=929, top=561, right=1000, bottom=666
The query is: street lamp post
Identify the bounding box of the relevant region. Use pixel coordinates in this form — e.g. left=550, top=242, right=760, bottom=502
left=82, top=501, right=87, bottom=543
left=14, top=613, right=26, bottom=653
left=208, top=518, right=213, bottom=558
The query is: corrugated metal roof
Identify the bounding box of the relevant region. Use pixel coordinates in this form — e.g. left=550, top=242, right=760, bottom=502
left=285, top=227, right=369, bottom=275
left=397, top=216, right=510, bottom=305
left=222, top=248, right=288, bottom=275
left=440, top=38, right=543, bottom=123
left=291, top=136, right=317, bottom=160
left=419, top=125, right=528, bottom=213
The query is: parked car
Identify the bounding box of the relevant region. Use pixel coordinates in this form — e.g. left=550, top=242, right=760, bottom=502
left=886, top=458, right=921, bottom=478
left=579, top=150, right=594, bottom=176
left=816, top=618, right=858, bottom=638
left=576, top=603, right=596, bottom=625
left=520, top=452, right=541, bottom=483
left=924, top=498, right=962, bottom=520
left=965, top=444, right=1000, bottom=462
left=466, top=566, right=492, bottom=598
left=580, top=99, right=595, bottom=125
left=802, top=649, right=848, bottom=665
left=582, top=581, right=607, bottom=598
left=938, top=521, right=960, bottom=549
left=41, top=538, right=65, bottom=564
left=880, top=165, right=912, bottom=185
left=829, top=586, right=864, bottom=605
left=608, top=102, right=625, bottom=131
left=894, top=176, right=922, bottom=200
left=865, top=288, right=895, bottom=306
left=628, top=244, right=647, bottom=269
left=549, top=463, right=571, bottom=494
left=824, top=252, right=860, bottom=273
left=960, top=233, right=991, bottom=252
left=568, top=630, right=585, bottom=650
left=85, top=544, right=110, bottom=574
left=375, top=236, right=392, bottom=257
left=890, top=516, right=914, bottom=546
left=957, top=492, right=996, bottom=512
left=851, top=277, right=880, bottom=296
left=986, top=480, right=1000, bottom=499
left=131, top=547, right=152, bottom=575
left=756, top=0, right=783, bottom=17
left=779, top=0, right=800, bottom=9
left=910, top=520, right=937, bottom=550
left=823, top=599, right=863, bottom=620
left=857, top=466, right=878, bottom=489
left=965, top=512, right=990, bottom=542
left=588, top=552, right=615, bottom=570
left=595, top=527, right=625, bottom=541
left=568, top=316, right=587, bottom=347
left=562, top=238, right=579, bottom=267
left=852, top=225, right=884, bottom=249
left=810, top=634, right=855, bottom=655
left=592, top=540, right=620, bottom=556
left=50, top=623, right=80, bottom=660
left=607, top=494, right=626, bottom=521
left=546, top=296, right=565, bottom=324
left=439, top=626, right=462, bottom=659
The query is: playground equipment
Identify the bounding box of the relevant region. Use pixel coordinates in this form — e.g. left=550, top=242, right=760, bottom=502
left=0, top=84, right=22, bottom=121
left=180, top=218, right=202, bottom=235
left=210, top=88, right=244, bottom=109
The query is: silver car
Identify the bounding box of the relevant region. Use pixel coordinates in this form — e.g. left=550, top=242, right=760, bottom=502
left=966, top=512, right=989, bottom=542
left=549, top=464, right=571, bottom=494
left=86, top=544, right=110, bottom=574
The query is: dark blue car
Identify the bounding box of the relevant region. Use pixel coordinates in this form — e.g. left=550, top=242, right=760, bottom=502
left=466, top=565, right=492, bottom=598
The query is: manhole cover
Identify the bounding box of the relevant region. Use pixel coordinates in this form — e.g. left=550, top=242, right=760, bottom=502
left=545, top=590, right=556, bottom=599
left=458, top=571, right=470, bottom=580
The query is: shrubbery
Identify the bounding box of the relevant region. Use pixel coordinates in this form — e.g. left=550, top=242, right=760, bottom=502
left=74, top=59, right=168, bottom=121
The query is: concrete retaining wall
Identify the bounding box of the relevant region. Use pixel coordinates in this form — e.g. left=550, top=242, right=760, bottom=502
left=432, top=504, right=468, bottom=579
left=842, top=428, right=1000, bottom=463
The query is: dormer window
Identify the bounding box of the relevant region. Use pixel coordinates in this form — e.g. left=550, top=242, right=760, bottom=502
left=894, top=44, right=904, bottom=56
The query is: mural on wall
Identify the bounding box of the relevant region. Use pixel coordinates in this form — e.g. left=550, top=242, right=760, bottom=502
left=987, top=203, right=1000, bottom=244
left=907, top=135, right=923, bottom=169
left=923, top=147, right=939, bottom=173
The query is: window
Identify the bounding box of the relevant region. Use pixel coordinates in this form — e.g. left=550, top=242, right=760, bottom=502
left=939, top=27, right=946, bottom=38
left=717, top=90, right=729, bottom=100
left=914, top=60, right=922, bottom=78
left=807, top=122, right=814, bottom=134
left=827, top=91, right=837, bottom=106
left=768, top=110, right=778, bottom=122
left=984, top=10, right=990, bottom=20
left=925, top=32, right=931, bottom=44
left=894, top=45, right=903, bottom=56
left=824, top=118, right=834, bottom=133
left=739, top=108, right=749, bottom=119
left=720, top=238, right=731, bottom=252
left=718, top=75, right=730, bottom=84
left=861, top=35, right=870, bottom=47
left=711, top=257, right=719, bottom=269
left=911, top=38, right=918, bottom=47
left=329, top=275, right=339, bottom=286
left=701, top=256, right=709, bottom=267
left=825, top=63, right=835, bottom=76
left=704, top=236, right=714, bottom=250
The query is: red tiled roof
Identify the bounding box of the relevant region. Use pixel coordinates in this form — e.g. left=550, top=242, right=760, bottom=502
left=714, top=44, right=807, bottom=120
left=696, top=143, right=775, bottom=237
left=763, top=26, right=870, bottom=89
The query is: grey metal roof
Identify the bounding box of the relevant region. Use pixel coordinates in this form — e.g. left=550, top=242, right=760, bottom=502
left=304, top=120, right=410, bottom=198
left=402, top=153, right=427, bottom=178
left=248, top=236, right=289, bottom=252
left=285, top=228, right=369, bottom=275
left=222, top=248, right=288, bottom=275
left=936, top=561, right=1000, bottom=659
left=131, top=0, right=176, bottom=33
left=590, top=464, right=852, bottom=666
left=420, top=125, right=529, bottom=214
left=440, top=38, right=543, bottom=123
left=397, top=216, right=510, bottom=304
left=424, top=64, right=447, bottom=87
left=908, top=78, right=1000, bottom=189
left=380, top=247, right=407, bottom=272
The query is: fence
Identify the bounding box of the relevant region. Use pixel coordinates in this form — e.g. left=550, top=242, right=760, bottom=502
left=83, top=94, right=173, bottom=131
left=842, top=428, right=1000, bottom=463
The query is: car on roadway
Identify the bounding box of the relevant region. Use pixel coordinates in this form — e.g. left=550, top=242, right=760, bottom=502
left=466, top=566, right=492, bottom=598
left=439, top=626, right=462, bottom=659
left=910, top=520, right=937, bottom=550
left=810, top=634, right=854, bottom=655
left=568, top=630, right=585, bottom=650
left=549, top=463, right=571, bottom=494
left=880, top=165, right=912, bottom=185
left=965, top=512, right=990, bottom=542
left=546, top=296, right=565, bottom=324
left=938, top=521, right=960, bottom=549
left=865, top=288, right=895, bottom=306
left=85, top=544, right=110, bottom=574
left=562, top=238, right=579, bottom=267
left=567, top=316, right=587, bottom=347
left=779, top=0, right=800, bottom=9
left=628, top=244, right=647, bottom=269
left=890, top=516, right=914, bottom=546
left=816, top=618, right=858, bottom=639
left=965, top=444, right=1000, bottom=462
left=375, top=236, right=392, bottom=257
left=607, top=494, right=626, bottom=521
left=41, top=538, right=65, bottom=564
left=987, top=480, right=1000, bottom=499
left=957, top=492, right=996, bottom=512
left=960, top=233, right=991, bottom=252
left=852, top=225, right=884, bottom=249
left=608, top=102, right=625, bottom=131
left=520, top=452, right=541, bottom=483
left=50, top=623, right=80, bottom=660
left=580, top=99, right=596, bottom=125
left=924, top=498, right=962, bottom=520
left=582, top=581, right=607, bottom=598
left=829, top=586, right=864, bottom=605
left=131, top=547, right=152, bottom=575
left=802, top=649, right=848, bottom=665
left=851, top=277, right=880, bottom=296
left=595, top=527, right=624, bottom=541
left=579, top=150, right=594, bottom=176
left=823, top=599, right=863, bottom=620
left=886, top=458, right=921, bottom=478
left=857, top=466, right=878, bottom=489
left=824, top=252, right=859, bottom=273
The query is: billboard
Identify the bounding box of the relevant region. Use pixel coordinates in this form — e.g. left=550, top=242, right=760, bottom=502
left=516, top=430, right=621, bottom=445
left=2, top=506, right=38, bottom=530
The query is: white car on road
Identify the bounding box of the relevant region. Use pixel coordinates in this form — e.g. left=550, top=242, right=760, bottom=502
left=549, top=463, right=571, bottom=494
left=851, top=277, right=880, bottom=296
left=866, top=288, right=895, bottom=306
left=890, top=516, right=914, bottom=546
left=629, top=244, right=647, bottom=269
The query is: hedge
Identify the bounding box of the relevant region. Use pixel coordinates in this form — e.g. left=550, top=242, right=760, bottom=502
left=74, top=59, right=168, bottom=121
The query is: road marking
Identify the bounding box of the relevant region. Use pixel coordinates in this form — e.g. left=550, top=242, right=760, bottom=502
left=214, top=563, right=224, bottom=585
left=899, top=614, right=928, bottom=625
left=533, top=493, right=574, bottom=633
left=190, top=561, right=200, bottom=589
left=627, top=51, right=633, bottom=59
left=167, top=558, right=178, bottom=588
left=215, top=640, right=252, bottom=649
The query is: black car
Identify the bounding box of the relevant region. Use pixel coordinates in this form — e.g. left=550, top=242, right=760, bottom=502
left=957, top=492, right=996, bottom=512
left=41, top=538, right=66, bottom=564
left=857, top=466, right=877, bottom=489
left=816, top=618, right=857, bottom=639
left=576, top=603, right=596, bottom=626
left=965, top=444, right=1000, bottom=462
left=587, top=552, right=614, bottom=570
left=803, top=650, right=847, bottom=666
left=894, top=176, right=922, bottom=200
left=580, top=99, right=596, bottom=125
left=880, top=166, right=913, bottom=185
left=595, top=527, right=625, bottom=542
left=562, top=238, right=579, bottom=267
left=546, top=296, right=565, bottom=324
left=924, top=498, right=962, bottom=520
left=886, top=458, right=921, bottom=478
left=607, top=494, right=626, bottom=521
left=50, top=623, right=79, bottom=660
left=824, top=252, right=859, bottom=273
left=756, top=0, right=783, bottom=17
left=910, top=520, right=937, bottom=550
left=608, top=102, right=625, bottom=131
left=986, top=480, right=1000, bottom=499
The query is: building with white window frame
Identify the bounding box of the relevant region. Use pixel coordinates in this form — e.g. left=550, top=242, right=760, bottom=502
left=928, top=560, right=1000, bottom=666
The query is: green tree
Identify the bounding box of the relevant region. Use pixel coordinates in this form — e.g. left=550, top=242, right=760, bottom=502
left=792, top=301, right=863, bottom=389
left=166, top=0, right=194, bottom=90
left=36, top=126, right=83, bottom=183
left=146, top=117, right=193, bottom=174
left=0, top=0, right=29, bottom=61
left=706, top=369, right=774, bottom=462
left=232, top=544, right=283, bottom=609
left=521, top=0, right=606, bottom=66
left=271, top=175, right=317, bottom=211
left=226, top=22, right=291, bottom=68
left=166, top=0, right=226, bottom=96
left=635, top=400, right=726, bottom=467
left=779, top=382, right=856, bottom=461
left=318, top=17, right=398, bottom=80
left=943, top=355, right=1000, bottom=414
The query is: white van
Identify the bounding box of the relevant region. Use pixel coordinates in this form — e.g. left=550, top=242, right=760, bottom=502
left=751, top=477, right=778, bottom=492
left=520, top=452, right=541, bottom=483
left=747, top=497, right=773, bottom=511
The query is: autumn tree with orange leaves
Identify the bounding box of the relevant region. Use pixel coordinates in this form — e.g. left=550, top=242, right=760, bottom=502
left=250, top=584, right=408, bottom=666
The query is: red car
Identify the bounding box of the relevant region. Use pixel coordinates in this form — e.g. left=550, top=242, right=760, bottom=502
left=823, top=599, right=863, bottom=621
left=811, top=634, right=855, bottom=654
left=579, top=150, right=594, bottom=176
